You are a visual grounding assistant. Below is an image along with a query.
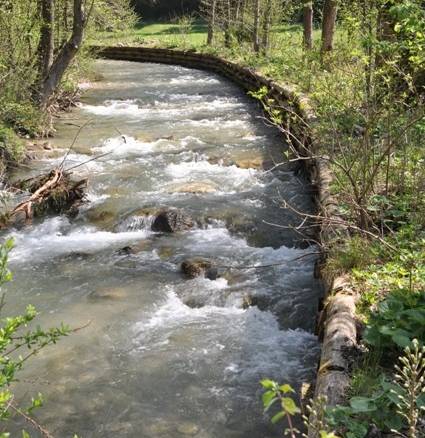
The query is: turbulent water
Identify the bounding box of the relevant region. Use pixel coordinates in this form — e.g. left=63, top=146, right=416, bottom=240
left=5, top=60, right=321, bottom=437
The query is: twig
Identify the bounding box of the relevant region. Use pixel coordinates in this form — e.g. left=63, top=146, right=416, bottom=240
left=59, top=118, right=93, bottom=169
left=212, top=252, right=321, bottom=271
left=65, top=151, right=112, bottom=171
left=10, top=402, right=55, bottom=438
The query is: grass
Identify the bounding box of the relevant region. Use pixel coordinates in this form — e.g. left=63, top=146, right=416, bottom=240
left=91, top=20, right=334, bottom=93
left=91, top=20, right=209, bottom=48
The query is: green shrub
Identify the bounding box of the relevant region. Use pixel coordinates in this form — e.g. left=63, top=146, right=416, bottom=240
left=0, top=102, right=42, bottom=137
left=0, top=125, right=26, bottom=165
left=364, top=290, right=425, bottom=351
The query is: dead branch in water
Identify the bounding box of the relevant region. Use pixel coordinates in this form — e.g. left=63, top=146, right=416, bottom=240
left=1, top=168, right=87, bottom=229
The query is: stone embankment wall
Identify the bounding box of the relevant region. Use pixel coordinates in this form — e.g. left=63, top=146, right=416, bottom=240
left=93, top=45, right=357, bottom=425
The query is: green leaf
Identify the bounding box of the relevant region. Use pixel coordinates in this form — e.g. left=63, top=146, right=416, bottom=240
left=349, top=397, right=376, bottom=413
left=271, top=411, right=285, bottom=424
left=262, top=391, right=277, bottom=409
left=260, top=379, right=276, bottom=390
left=417, top=392, right=425, bottom=409
left=391, top=332, right=411, bottom=348
left=281, top=397, right=301, bottom=416
left=279, top=384, right=295, bottom=394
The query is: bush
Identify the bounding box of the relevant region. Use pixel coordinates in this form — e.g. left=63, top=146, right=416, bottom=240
left=0, top=102, right=43, bottom=137
left=0, top=125, right=26, bottom=167
left=364, top=290, right=425, bottom=351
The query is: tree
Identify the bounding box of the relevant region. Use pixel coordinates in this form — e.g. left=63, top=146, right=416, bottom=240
left=303, top=1, right=313, bottom=50
left=37, top=0, right=89, bottom=107
left=261, top=0, right=272, bottom=53
left=321, top=0, right=338, bottom=53
left=206, top=0, right=217, bottom=45
left=224, top=0, right=232, bottom=47
left=37, top=0, right=55, bottom=82
left=253, top=0, right=261, bottom=52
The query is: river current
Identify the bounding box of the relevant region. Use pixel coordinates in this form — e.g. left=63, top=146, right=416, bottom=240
left=5, top=60, right=321, bottom=437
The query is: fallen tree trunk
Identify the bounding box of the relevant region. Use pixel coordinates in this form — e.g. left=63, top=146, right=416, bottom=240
left=1, top=168, right=87, bottom=228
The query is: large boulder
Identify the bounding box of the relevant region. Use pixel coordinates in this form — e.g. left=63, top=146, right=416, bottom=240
left=181, top=258, right=218, bottom=280
left=151, top=209, right=194, bottom=233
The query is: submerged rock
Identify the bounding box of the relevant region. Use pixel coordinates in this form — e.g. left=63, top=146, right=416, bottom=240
left=229, top=150, right=267, bottom=170
left=234, top=156, right=264, bottom=169
left=167, top=181, right=218, bottom=194
left=157, top=246, right=174, bottom=260
left=151, top=209, right=194, bottom=233
left=181, top=258, right=218, bottom=280
left=117, top=240, right=153, bottom=255
left=86, top=208, right=117, bottom=230
left=177, top=422, right=199, bottom=436
left=89, top=287, right=128, bottom=301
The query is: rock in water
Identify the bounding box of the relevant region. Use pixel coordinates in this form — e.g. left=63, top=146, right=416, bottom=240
left=181, top=258, right=218, bottom=280
left=176, top=422, right=199, bottom=436
left=151, top=209, right=194, bottom=233
left=89, top=287, right=128, bottom=300
left=167, top=181, right=218, bottom=194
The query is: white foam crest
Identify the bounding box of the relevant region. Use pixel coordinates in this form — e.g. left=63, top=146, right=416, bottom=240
left=226, top=310, right=320, bottom=382
left=8, top=217, right=150, bottom=263
left=170, top=75, right=220, bottom=85
left=41, top=152, right=101, bottom=170
left=79, top=100, right=140, bottom=116
left=242, top=134, right=265, bottom=141
left=185, top=227, right=249, bottom=250
left=94, top=136, right=162, bottom=157
left=136, top=287, right=245, bottom=333
left=164, top=160, right=260, bottom=192
left=85, top=191, right=110, bottom=204
left=134, top=287, right=319, bottom=381
left=80, top=96, right=242, bottom=121
left=184, top=118, right=249, bottom=130
left=180, top=136, right=205, bottom=147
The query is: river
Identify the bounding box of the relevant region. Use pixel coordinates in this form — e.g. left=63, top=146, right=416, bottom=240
left=5, top=60, right=320, bottom=437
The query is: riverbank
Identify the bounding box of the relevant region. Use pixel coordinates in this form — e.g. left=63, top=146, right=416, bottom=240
left=91, top=21, right=425, bottom=437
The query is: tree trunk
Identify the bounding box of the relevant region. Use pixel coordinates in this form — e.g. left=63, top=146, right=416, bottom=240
left=224, top=0, right=232, bottom=48
left=207, top=0, right=217, bottom=45
left=303, top=1, right=313, bottom=50
left=37, top=0, right=55, bottom=80
left=321, top=0, right=338, bottom=53
left=39, top=0, right=85, bottom=107
left=253, top=0, right=260, bottom=52
left=261, top=0, right=272, bottom=54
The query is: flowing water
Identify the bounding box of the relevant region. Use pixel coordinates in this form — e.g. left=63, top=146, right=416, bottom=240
left=4, top=60, right=321, bottom=437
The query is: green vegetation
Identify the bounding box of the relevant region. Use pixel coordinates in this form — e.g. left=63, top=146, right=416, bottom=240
left=91, top=20, right=210, bottom=47
left=0, top=0, right=136, bottom=165
left=262, top=340, right=425, bottom=437
left=0, top=127, right=26, bottom=174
